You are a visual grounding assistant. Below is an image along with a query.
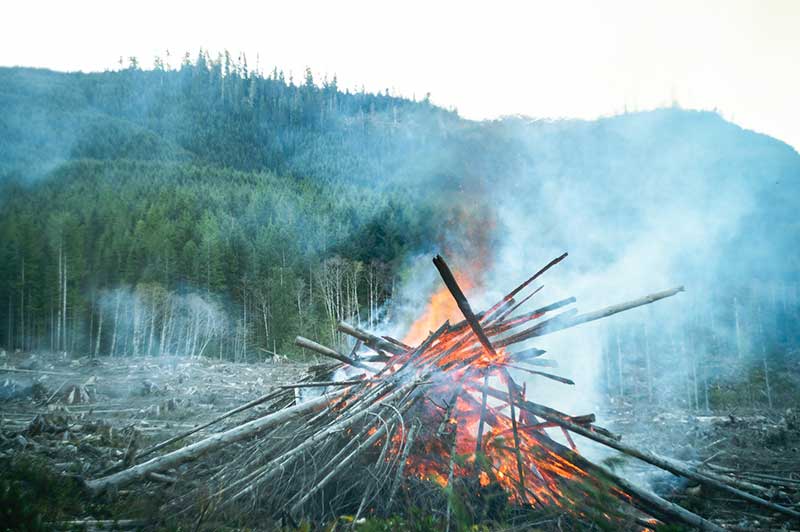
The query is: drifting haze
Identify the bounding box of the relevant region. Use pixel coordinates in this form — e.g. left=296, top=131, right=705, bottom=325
left=1, top=62, right=797, bottom=425
left=2, top=0, right=799, bottom=151
left=377, top=109, right=800, bottom=420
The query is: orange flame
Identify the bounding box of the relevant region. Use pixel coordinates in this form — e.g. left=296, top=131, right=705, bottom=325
left=402, top=272, right=475, bottom=346
left=355, top=256, right=630, bottom=527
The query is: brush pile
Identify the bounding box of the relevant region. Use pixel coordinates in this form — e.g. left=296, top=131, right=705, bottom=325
left=83, top=254, right=800, bottom=530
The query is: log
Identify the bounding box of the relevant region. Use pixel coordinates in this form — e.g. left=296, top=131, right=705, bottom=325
left=387, top=320, right=451, bottom=377
left=481, top=410, right=622, bottom=440
left=527, top=296, right=577, bottom=317
left=216, top=408, right=387, bottom=505
left=496, top=287, right=684, bottom=346
left=690, top=466, right=779, bottom=497
left=493, top=288, right=541, bottom=323
left=487, top=296, right=576, bottom=334
left=502, top=365, right=574, bottom=385
left=0, top=367, right=77, bottom=376
left=279, top=379, right=373, bottom=388
left=289, top=408, right=405, bottom=513
left=600, top=463, right=726, bottom=531
left=85, top=392, right=337, bottom=494
left=224, top=382, right=416, bottom=504
left=387, top=422, right=419, bottom=510
left=526, top=431, right=726, bottom=531
left=448, top=309, right=488, bottom=332
left=494, top=414, right=597, bottom=436
left=49, top=519, right=146, bottom=530
left=506, top=359, right=558, bottom=368
left=294, top=336, right=375, bottom=370
left=432, top=255, right=534, bottom=494
left=146, top=472, right=177, bottom=483
left=507, top=347, right=547, bottom=361
left=494, top=309, right=577, bottom=347
left=447, top=298, right=518, bottom=335
left=354, top=419, right=397, bottom=521
left=382, top=335, right=412, bottom=351
left=432, top=254, right=497, bottom=358
left=445, top=414, right=459, bottom=532
left=549, top=286, right=685, bottom=333
left=507, top=391, right=800, bottom=519
left=480, top=252, right=568, bottom=319
left=337, top=321, right=406, bottom=356
left=348, top=339, right=363, bottom=358
left=137, top=388, right=287, bottom=460
left=480, top=296, right=523, bottom=325
left=475, top=372, right=490, bottom=453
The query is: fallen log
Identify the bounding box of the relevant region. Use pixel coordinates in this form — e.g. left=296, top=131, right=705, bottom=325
left=294, top=336, right=375, bottom=370
left=528, top=431, right=726, bottom=531
left=382, top=335, right=412, bottom=351
left=494, top=309, right=578, bottom=347
left=387, top=422, right=419, bottom=510
left=502, top=365, right=575, bottom=385
left=289, top=405, right=407, bottom=514
left=223, top=382, right=417, bottom=505
left=85, top=392, right=338, bottom=494
left=603, top=463, right=726, bottom=531
left=337, top=321, right=406, bottom=356
left=506, top=359, right=558, bottom=368
left=0, top=366, right=77, bottom=376
left=507, top=391, right=800, bottom=519
left=279, top=379, right=374, bottom=388
left=137, top=388, right=288, bottom=460
left=48, top=519, right=146, bottom=530
left=507, top=347, right=547, bottom=361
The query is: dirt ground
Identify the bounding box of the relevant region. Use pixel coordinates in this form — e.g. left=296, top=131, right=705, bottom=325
left=2, top=351, right=799, bottom=531
left=600, top=400, right=800, bottom=530
left=0, top=350, right=311, bottom=446
left=0, top=350, right=313, bottom=530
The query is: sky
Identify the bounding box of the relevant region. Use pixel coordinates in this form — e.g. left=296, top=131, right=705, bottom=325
left=2, top=0, right=799, bottom=151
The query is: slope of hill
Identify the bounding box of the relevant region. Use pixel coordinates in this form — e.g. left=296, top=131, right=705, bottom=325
left=1, top=58, right=798, bottom=376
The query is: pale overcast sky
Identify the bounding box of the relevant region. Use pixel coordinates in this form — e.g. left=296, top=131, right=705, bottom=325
left=2, top=0, right=798, bottom=151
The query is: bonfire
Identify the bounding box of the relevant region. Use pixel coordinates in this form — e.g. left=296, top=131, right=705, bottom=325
left=83, top=254, right=799, bottom=530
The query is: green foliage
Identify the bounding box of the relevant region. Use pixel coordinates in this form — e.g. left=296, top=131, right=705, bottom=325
left=0, top=62, right=459, bottom=183
left=0, top=456, right=84, bottom=531
left=0, top=51, right=487, bottom=358
left=0, top=159, right=444, bottom=358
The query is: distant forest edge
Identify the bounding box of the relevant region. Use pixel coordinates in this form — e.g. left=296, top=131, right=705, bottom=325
left=0, top=53, right=460, bottom=183
left=1, top=53, right=799, bottom=408
left=0, top=52, right=469, bottom=360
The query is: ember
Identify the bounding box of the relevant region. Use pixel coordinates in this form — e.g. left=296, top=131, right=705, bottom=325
left=83, top=253, right=800, bottom=530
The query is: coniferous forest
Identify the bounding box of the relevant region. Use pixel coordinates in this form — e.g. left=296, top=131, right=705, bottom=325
left=2, top=52, right=800, bottom=409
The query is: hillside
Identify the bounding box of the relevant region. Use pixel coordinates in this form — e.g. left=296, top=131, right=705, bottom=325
left=1, top=58, right=799, bottom=393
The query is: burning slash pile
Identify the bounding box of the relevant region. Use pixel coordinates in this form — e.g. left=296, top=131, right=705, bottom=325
left=82, top=254, right=800, bottom=530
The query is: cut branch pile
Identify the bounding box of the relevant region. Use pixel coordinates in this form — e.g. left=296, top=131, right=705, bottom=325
left=84, top=254, right=800, bottom=530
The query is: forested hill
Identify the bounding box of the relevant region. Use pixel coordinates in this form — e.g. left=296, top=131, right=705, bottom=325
left=0, top=61, right=463, bottom=184
left=1, top=56, right=799, bottom=366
